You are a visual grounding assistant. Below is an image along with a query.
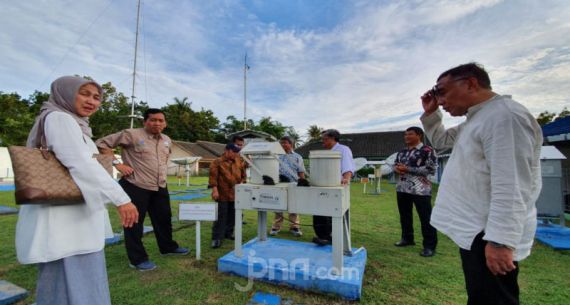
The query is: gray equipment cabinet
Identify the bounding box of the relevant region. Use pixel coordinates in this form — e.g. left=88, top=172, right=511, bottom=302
left=536, top=146, right=567, bottom=227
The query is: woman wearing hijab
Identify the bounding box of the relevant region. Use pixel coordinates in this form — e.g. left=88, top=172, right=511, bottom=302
left=15, top=76, right=139, bottom=305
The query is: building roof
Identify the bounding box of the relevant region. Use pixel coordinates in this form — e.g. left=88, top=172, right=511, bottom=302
left=295, top=131, right=407, bottom=160
left=543, top=116, right=570, bottom=138
left=172, top=140, right=225, bottom=160
left=227, top=129, right=276, bottom=141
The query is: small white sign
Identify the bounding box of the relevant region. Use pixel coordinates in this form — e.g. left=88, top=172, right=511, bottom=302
left=179, top=203, right=217, bottom=221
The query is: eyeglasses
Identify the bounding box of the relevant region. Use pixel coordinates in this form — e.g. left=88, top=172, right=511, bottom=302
left=430, top=77, right=469, bottom=99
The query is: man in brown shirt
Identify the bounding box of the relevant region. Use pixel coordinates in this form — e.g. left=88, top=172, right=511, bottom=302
left=96, top=108, right=187, bottom=271
left=209, top=143, right=246, bottom=248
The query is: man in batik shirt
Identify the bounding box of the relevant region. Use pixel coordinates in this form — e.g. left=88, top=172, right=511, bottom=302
left=269, top=136, right=306, bottom=237
left=393, top=126, right=438, bottom=257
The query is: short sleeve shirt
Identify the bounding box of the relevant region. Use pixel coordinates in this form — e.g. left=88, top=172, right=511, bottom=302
left=278, top=151, right=306, bottom=182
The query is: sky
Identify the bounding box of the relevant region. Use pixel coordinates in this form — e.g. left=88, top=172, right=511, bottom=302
left=1, top=0, right=569, bottom=139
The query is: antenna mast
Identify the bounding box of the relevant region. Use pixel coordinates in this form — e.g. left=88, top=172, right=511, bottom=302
left=130, top=0, right=141, bottom=128
left=243, top=53, right=248, bottom=130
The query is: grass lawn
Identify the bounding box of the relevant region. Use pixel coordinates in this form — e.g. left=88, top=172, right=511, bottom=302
left=1, top=177, right=569, bottom=305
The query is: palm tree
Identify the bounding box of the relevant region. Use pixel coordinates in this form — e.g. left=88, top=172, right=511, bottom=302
left=173, top=97, right=192, bottom=111
left=285, top=127, right=302, bottom=148
left=307, top=125, right=323, bottom=142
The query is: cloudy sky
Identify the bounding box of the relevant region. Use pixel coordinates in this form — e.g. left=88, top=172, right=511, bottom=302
left=1, top=0, right=569, bottom=137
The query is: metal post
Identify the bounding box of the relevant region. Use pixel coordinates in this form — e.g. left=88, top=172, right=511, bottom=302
left=196, top=221, right=201, bottom=260
left=235, top=209, right=243, bottom=257
left=130, top=0, right=141, bottom=129
left=332, top=216, right=343, bottom=275
left=243, top=53, right=248, bottom=130
left=185, top=164, right=190, bottom=187
left=257, top=210, right=267, bottom=241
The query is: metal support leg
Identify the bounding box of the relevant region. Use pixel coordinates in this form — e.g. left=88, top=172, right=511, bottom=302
left=343, top=211, right=352, bottom=256
left=257, top=210, right=268, bottom=241
left=235, top=209, right=243, bottom=257
left=332, top=216, right=343, bottom=275
left=196, top=221, right=201, bottom=260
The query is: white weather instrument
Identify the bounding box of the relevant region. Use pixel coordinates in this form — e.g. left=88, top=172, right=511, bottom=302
left=235, top=142, right=352, bottom=274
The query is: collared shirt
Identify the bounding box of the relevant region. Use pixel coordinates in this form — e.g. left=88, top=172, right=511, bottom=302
left=96, top=128, right=171, bottom=191
left=332, top=143, right=356, bottom=178
left=421, top=94, right=542, bottom=261
left=209, top=155, right=246, bottom=202
left=278, top=151, right=306, bottom=182
left=395, top=143, right=437, bottom=196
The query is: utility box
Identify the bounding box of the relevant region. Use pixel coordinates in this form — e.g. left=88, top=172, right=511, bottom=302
left=536, top=146, right=567, bottom=226
left=235, top=184, right=288, bottom=211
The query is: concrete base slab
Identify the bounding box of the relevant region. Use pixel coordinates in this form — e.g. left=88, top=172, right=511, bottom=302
left=105, top=226, right=154, bottom=246
left=246, top=291, right=301, bottom=305
left=143, top=226, right=154, bottom=235
left=0, top=280, right=28, bottom=305
left=536, top=224, right=570, bottom=250
left=218, top=238, right=366, bottom=300
left=105, top=233, right=123, bottom=246
left=0, top=185, right=15, bottom=192
left=0, top=206, right=17, bottom=215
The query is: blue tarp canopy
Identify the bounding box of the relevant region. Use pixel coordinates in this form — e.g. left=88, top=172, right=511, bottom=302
left=543, top=116, right=570, bottom=137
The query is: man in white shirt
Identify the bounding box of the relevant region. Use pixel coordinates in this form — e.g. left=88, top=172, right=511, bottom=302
left=312, top=129, right=356, bottom=246
left=420, top=62, right=542, bottom=305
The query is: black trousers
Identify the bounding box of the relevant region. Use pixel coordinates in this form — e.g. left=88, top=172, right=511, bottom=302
left=313, top=215, right=332, bottom=240
left=396, top=192, right=437, bottom=250
left=119, top=179, right=179, bottom=265
left=212, top=201, right=235, bottom=240
left=460, top=233, right=519, bottom=305
left=313, top=210, right=351, bottom=241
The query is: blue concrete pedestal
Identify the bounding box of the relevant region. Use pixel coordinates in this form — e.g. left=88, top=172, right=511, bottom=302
left=0, top=206, right=17, bottom=215
left=0, top=280, right=28, bottom=305
left=536, top=224, right=570, bottom=250
left=218, top=238, right=366, bottom=300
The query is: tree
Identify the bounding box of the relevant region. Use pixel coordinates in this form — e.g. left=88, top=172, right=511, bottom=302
left=284, top=127, right=302, bottom=147
left=90, top=81, right=145, bottom=139
left=28, top=90, right=49, bottom=116
left=536, top=107, right=570, bottom=126
left=255, top=116, right=287, bottom=139
left=536, top=111, right=556, bottom=126
left=219, top=115, right=256, bottom=136
left=162, top=97, right=220, bottom=142
left=0, top=92, right=35, bottom=146
left=307, top=125, right=323, bottom=142
left=555, top=107, right=569, bottom=121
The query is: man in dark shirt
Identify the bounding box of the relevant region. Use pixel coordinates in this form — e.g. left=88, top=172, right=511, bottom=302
left=209, top=143, right=246, bottom=248
left=393, top=126, right=438, bottom=257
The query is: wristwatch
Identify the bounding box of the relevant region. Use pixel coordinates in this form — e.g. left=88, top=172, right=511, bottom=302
left=112, top=159, right=122, bottom=166
left=488, top=241, right=515, bottom=250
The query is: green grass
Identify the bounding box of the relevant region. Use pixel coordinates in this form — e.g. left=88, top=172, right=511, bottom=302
left=1, top=178, right=569, bottom=304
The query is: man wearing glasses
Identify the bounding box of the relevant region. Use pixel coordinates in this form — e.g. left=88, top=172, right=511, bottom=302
left=312, top=129, right=355, bottom=246
left=420, top=63, right=542, bottom=305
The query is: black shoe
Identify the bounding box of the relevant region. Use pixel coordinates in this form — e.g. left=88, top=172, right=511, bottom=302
left=420, top=248, right=435, bottom=257
left=394, top=239, right=416, bottom=247
left=211, top=240, right=222, bottom=248
left=312, top=237, right=331, bottom=246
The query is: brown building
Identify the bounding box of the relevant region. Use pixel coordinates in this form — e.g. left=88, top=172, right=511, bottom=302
left=296, top=131, right=407, bottom=161
left=169, top=140, right=225, bottom=175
